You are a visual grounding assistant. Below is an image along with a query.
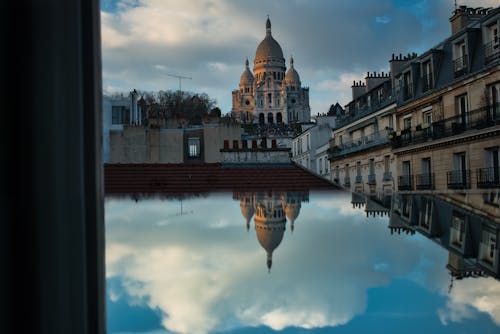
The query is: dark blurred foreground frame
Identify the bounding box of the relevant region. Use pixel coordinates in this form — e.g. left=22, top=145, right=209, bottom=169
left=0, top=1, right=105, bottom=333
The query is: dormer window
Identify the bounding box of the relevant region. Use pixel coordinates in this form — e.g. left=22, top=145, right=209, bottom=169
left=453, top=40, right=468, bottom=76
left=422, top=60, right=433, bottom=92
left=484, top=22, right=499, bottom=63
left=402, top=71, right=412, bottom=100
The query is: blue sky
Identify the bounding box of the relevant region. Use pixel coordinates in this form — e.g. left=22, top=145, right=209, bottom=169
left=104, top=192, right=500, bottom=334
left=100, top=0, right=499, bottom=115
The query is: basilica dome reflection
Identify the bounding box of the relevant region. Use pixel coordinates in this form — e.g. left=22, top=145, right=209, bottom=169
left=234, top=191, right=309, bottom=272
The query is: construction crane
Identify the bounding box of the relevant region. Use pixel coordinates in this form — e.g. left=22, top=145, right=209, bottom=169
left=166, top=73, right=192, bottom=93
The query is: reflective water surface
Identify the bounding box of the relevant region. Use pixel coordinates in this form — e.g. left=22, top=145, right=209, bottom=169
left=105, top=190, right=500, bottom=334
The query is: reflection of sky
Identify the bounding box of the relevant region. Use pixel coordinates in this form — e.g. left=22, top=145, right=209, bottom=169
left=105, top=192, right=500, bottom=334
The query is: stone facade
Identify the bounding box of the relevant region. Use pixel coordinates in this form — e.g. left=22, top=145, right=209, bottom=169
left=231, top=18, right=310, bottom=125
left=328, top=5, right=500, bottom=211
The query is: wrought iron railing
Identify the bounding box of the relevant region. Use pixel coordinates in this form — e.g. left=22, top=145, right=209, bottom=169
left=398, top=175, right=413, bottom=191
left=415, top=173, right=435, bottom=190
left=477, top=167, right=500, bottom=188
left=453, top=54, right=468, bottom=77
left=330, top=129, right=391, bottom=158
left=368, top=173, right=376, bottom=185
left=336, top=96, right=396, bottom=129
left=355, top=175, right=363, bottom=183
left=391, top=102, right=500, bottom=148
left=484, top=39, right=500, bottom=64
left=383, top=171, right=392, bottom=181
left=447, top=170, right=471, bottom=189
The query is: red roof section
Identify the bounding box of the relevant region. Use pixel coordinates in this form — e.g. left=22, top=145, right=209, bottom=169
left=104, top=163, right=341, bottom=195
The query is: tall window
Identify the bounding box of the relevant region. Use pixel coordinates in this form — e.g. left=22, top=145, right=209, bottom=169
left=369, top=158, right=375, bottom=175
left=488, top=82, right=500, bottom=120
left=422, top=60, right=433, bottom=91
left=188, top=137, right=201, bottom=158
left=456, top=94, right=468, bottom=124
left=384, top=155, right=390, bottom=173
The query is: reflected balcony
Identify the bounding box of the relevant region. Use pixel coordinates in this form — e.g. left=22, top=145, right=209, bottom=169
left=415, top=173, right=435, bottom=190
left=447, top=170, right=471, bottom=189
left=477, top=167, right=500, bottom=188
left=398, top=175, right=413, bottom=191
left=344, top=176, right=351, bottom=187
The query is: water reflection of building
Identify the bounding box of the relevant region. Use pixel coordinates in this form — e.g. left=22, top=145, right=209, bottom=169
left=351, top=191, right=499, bottom=280
left=391, top=192, right=499, bottom=279
left=234, top=191, right=309, bottom=272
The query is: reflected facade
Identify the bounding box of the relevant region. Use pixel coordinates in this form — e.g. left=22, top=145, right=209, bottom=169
left=351, top=191, right=499, bottom=280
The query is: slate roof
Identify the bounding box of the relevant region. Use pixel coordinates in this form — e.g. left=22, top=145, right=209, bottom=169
left=104, top=163, right=341, bottom=195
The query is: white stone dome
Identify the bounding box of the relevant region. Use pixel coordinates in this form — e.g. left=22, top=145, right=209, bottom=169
left=240, top=59, right=254, bottom=86
left=285, top=57, right=301, bottom=85
left=255, top=18, right=284, bottom=61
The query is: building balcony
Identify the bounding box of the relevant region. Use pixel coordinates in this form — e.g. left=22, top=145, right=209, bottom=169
left=355, top=175, right=363, bottom=184
left=344, top=176, right=351, bottom=187
left=329, top=129, right=391, bottom=159
left=398, top=175, right=413, bottom=191
left=383, top=171, right=392, bottom=181
left=335, top=96, right=396, bottom=129
left=367, top=173, right=376, bottom=185
left=477, top=167, right=500, bottom=188
left=391, top=102, right=500, bottom=149
left=453, top=54, right=468, bottom=77
left=447, top=170, right=471, bottom=189
left=415, top=173, right=435, bottom=190
left=484, top=39, right=500, bottom=64
left=421, top=73, right=433, bottom=92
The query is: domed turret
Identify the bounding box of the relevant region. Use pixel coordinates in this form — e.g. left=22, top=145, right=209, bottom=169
left=255, top=17, right=284, bottom=62
left=285, top=56, right=301, bottom=86
left=239, top=58, right=254, bottom=86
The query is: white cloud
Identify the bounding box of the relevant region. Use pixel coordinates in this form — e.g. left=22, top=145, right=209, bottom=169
left=438, top=277, right=500, bottom=326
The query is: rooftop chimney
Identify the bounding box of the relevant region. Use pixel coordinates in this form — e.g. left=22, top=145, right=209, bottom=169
left=449, top=5, right=491, bottom=35
left=351, top=80, right=366, bottom=100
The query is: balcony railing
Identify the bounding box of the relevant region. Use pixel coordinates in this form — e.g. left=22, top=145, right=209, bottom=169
left=447, top=170, right=471, bottom=189
left=477, top=167, right=500, bottom=188
left=484, top=39, right=500, bottom=64
left=336, top=96, right=396, bottom=129
left=355, top=175, right=363, bottom=184
left=344, top=176, right=351, bottom=187
left=398, top=175, right=413, bottom=191
left=368, top=173, right=376, bottom=185
left=330, top=129, right=391, bottom=158
left=453, top=54, right=468, bottom=77
left=391, top=102, right=500, bottom=149
left=383, top=171, right=392, bottom=181
left=415, top=173, right=435, bottom=190
left=422, top=73, right=433, bottom=92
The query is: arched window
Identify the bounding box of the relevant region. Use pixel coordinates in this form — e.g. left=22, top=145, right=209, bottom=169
left=276, top=112, right=282, bottom=124
left=268, top=112, right=274, bottom=124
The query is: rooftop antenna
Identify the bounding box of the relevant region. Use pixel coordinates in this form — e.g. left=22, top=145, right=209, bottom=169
left=166, top=73, right=192, bottom=93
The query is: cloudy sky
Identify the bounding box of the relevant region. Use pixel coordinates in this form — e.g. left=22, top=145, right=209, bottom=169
left=100, top=0, right=499, bottom=115
left=105, top=192, right=500, bottom=334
